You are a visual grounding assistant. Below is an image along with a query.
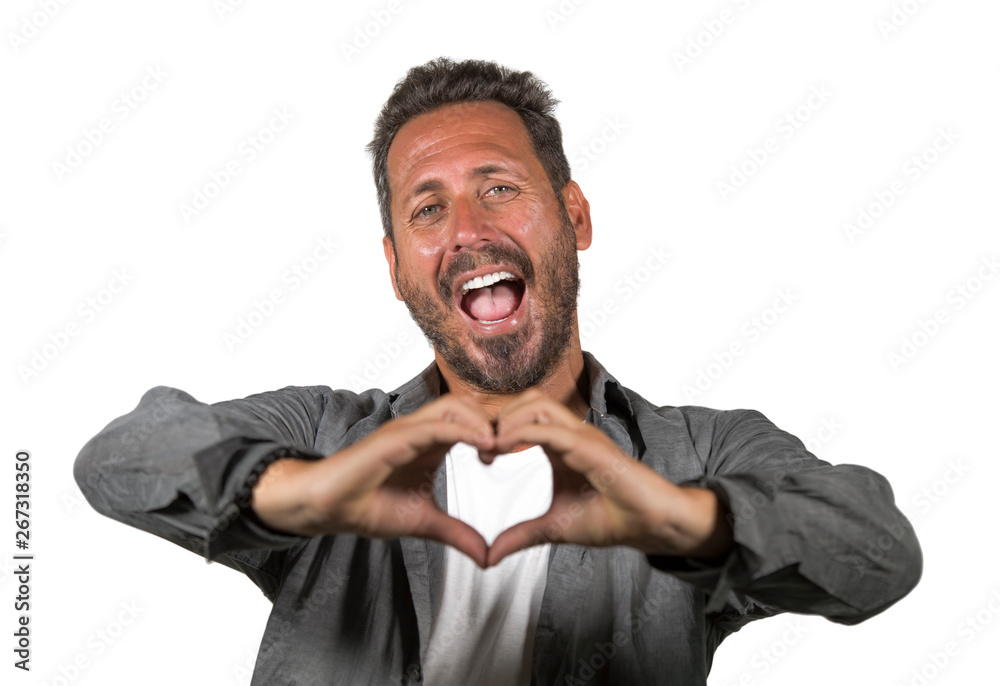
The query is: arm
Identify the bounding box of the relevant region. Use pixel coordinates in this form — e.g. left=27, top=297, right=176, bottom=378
left=246, top=394, right=497, bottom=565
left=648, top=408, right=923, bottom=626
left=74, top=386, right=500, bottom=588
left=486, top=391, right=738, bottom=565
left=73, top=385, right=330, bottom=597
left=484, top=393, right=921, bottom=626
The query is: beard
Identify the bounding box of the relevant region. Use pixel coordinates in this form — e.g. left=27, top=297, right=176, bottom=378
left=394, top=210, right=580, bottom=393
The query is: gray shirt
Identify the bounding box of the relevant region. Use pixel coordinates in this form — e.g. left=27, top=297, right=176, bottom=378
left=74, top=353, right=922, bottom=685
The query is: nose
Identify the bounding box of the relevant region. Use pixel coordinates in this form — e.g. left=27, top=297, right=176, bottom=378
left=447, top=196, right=499, bottom=253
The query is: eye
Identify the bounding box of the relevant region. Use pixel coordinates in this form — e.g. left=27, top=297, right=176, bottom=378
left=414, top=204, right=441, bottom=219
left=484, top=185, right=518, bottom=199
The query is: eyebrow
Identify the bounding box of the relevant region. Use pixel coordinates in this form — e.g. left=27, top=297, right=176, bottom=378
left=404, top=180, right=444, bottom=206
left=402, top=164, right=522, bottom=207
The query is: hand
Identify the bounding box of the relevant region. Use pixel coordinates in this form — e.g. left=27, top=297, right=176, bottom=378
left=252, top=394, right=497, bottom=568
left=487, top=390, right=732, bottom=567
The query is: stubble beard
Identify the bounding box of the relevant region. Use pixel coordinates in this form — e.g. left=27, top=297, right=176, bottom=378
left=395, top=216, right=580, bottom=394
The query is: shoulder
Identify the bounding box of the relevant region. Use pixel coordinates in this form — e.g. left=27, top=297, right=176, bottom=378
left=621, top=384, right=768, bottom=442
left=624, top=387, right=825, bottom=482
left=214, top=384, right=394, bottom=427
left=584, top=353, right=774, bottom=454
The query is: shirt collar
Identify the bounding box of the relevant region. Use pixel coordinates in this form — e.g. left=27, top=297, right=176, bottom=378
left=581, top=351, right=635, bottom=422
left=387, top=360, right=444, bottom=419
left=387, top=351, right=636, bottom=426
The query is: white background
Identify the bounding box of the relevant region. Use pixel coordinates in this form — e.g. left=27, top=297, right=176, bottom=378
left=2, top=0, right=998, bottom=684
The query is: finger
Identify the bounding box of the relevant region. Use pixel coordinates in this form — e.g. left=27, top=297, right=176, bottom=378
left=478, top=447, right=498, bottom=466
left=409, top=417, right=495, bottom=452
left=496, top=392, right=580, bottom=436
left=415, top=507, right=489, bottom=569
left=497, top=423, right=628, bottom=481
left=328, top=420, right=490, bottom=506
left=416, top=394, right=495, bottom=436
left=375, top=418, right=496, bottom=473
left=494, top=421, right=577, bottom=458
left=425, top=400, right=497, bottom=453
left=492, top=388, right=547, bottom=420
left=488, top=514, right=558, bottom=567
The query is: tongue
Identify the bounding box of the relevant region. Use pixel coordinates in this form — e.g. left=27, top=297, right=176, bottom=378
left=466, top=282, right=519, bottom=322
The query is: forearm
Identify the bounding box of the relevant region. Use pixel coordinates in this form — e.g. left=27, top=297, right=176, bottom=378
left=638, top=408, right=922, bottom=625
left=647, top=486, right=734, bottom=561
left=651, top=464, right=922, bottom=623
left=250, top=457, right=328, bottom=535
left=716, top=465, right=920, bottom=617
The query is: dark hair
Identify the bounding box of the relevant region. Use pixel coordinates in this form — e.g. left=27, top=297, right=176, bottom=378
left=366, top=57, right=571, bottom=244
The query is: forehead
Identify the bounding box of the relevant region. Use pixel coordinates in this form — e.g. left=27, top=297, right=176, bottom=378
left=387, top=101, right=540, bottom=196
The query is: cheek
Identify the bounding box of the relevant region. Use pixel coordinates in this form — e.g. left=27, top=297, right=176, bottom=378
left=395, top=240, right=445, bottom=285
left=504, top=210, right=552, bottom=256
left=413, top=240, right=442, bottom=263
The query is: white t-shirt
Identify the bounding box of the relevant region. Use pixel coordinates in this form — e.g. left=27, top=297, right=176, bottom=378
left=422, top=442, right=553, bottom=685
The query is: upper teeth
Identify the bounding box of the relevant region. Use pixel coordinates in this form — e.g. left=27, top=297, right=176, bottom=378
left=460, top=271, right=517, bottom=295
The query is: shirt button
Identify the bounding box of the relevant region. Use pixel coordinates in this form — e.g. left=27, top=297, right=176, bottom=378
left=407, top=663, right=422, bottom=682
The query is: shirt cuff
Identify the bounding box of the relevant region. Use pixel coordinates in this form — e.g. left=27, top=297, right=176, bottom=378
left=646, top=477, right=753, bottom=613
left=192, top=438, right=324, bottom=560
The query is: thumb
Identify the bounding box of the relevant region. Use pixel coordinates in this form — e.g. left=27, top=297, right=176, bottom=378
left=487, top=514, right=556, bottom=567
left=415, top=507, right=490, bottom=569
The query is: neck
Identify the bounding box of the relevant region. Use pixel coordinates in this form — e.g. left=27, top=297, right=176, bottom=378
left=434, top=339, right=590, bottom=422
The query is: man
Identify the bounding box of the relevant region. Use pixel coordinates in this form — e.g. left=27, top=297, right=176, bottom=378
left=75, top=58, right=922, bottom=685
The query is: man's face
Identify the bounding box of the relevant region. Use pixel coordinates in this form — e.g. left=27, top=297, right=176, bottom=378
left=384, top=101, right=591, bottom=393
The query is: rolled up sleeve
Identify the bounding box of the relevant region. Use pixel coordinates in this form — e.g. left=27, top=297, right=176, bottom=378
left=649, top=409, right=922, bottom=625
left=74, top=385, right=326, bottom=564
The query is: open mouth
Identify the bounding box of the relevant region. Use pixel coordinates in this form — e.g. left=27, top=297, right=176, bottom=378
left=458, top=270, right=526, bottom=325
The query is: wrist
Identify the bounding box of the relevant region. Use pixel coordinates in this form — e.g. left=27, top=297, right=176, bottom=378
left=250, top=457, right=322, bottom=535
left=648, top=486, right=733, bottom=560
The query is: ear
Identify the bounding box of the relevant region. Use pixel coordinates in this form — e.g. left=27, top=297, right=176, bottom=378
left=382, top=236, right=404, bottom=301
left=562, top=180, right=593, bottom=251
